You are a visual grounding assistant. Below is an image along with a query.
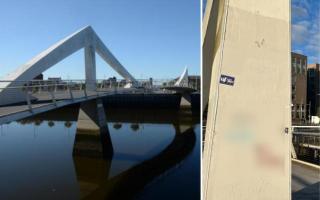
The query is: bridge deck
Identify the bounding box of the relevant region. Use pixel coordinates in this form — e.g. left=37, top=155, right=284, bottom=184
left=0, top=88, right=138, bottom=125
left=0, top=103, right=52, bottom=117
left=292, top=161, right=320, bottom=199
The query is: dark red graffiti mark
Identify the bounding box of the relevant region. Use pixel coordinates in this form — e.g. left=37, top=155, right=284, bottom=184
left=255, top=144, right=284, bottom=170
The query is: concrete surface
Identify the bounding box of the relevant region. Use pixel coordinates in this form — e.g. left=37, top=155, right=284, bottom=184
left=292, top=161, right=320, bottom=200
left=203, top=0, right=291, bottom=199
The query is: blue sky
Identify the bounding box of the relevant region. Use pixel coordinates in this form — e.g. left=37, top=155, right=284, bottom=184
left=292, top=0, right=320, bottom=64
left=0, top=0, right=200, bottom=80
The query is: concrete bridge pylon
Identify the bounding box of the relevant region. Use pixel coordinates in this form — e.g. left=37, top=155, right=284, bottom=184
left=202, top=0, right=291, bottom=199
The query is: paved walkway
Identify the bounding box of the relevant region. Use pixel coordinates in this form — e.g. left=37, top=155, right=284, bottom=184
left=292, top=161, right=320, bottom=200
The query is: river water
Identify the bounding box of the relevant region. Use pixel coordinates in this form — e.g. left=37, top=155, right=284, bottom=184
left=0, top=105, right=200, bottom=199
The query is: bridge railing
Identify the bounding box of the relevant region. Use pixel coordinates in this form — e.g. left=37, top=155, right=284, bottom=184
left=292, top=126, right=320, bottom=146
left=135, top=78, right=200, bottom=91
left=0, top=78, right=200, bottom=108
left=0, top=79, right=137, bottom=92
left=292, top=126, right=320, bottom=164
left=0, top=78, right=200, bottom=93
left=0, top=79, right=141, bottom=110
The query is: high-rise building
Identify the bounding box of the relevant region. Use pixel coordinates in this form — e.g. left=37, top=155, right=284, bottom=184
left=307, top=63, right=320, bottom=116
left=291, top=52, right=307, bottom=123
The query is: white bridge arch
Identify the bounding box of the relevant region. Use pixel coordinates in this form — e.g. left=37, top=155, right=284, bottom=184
left=0, top=26, right=138, bottom=105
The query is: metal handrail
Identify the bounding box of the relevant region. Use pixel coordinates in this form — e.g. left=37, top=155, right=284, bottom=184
left=0, top=78, right=201, bottom=89
left=292, top=126, right=320, bottom=131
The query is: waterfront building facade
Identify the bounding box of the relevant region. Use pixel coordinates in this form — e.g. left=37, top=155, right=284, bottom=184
left=291, top=52, right=308, bottom=123
left=307, top=63, right=320, bottom=116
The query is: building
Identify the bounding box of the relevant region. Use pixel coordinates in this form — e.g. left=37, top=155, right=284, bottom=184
left=291, top=52, right=308, bottom=123
left=102, top=77, right=117, bottom=87
left=48, top=77, right=62, bottom=83
left=140, top=78, right=153, bottom=88
left=307, top=63, right=320, bottom=116
left=188, top=75, right=200, bottom=91
left=33, top=74, right=43, bottom=80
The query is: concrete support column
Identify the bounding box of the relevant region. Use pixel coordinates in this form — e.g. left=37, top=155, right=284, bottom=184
left=85, top=45, right=96, bottom=91
left=180, top=93, right=192, bottom=108
left=76, top=99, right=113, bottom=159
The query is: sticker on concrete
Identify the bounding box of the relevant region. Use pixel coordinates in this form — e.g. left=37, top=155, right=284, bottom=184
left=220, top=74, right=235, bottom=86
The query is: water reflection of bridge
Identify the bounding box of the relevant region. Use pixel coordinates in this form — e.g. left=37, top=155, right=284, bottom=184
left=74, top=127, right=196, bottom=199
left=16, top=103, right=199, bottom=199
left=23, top=104, right=199, bottom=130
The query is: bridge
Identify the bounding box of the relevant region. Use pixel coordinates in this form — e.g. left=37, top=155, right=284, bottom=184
left=0, top=26, right=199, bottom=125
left=292, top=126, right=320, bottom=164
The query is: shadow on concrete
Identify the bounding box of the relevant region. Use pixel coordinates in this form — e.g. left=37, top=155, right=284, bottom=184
left=292, top=182, right=320, bottom=200
left=292, top=174, right=313, bottom=188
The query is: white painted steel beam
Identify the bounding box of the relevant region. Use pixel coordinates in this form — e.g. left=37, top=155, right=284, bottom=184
left=85, top=45, right=97, bottom=91
left=174, top=67, right=189, bottom=87
left=0, top=26, right=137, bottom=105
